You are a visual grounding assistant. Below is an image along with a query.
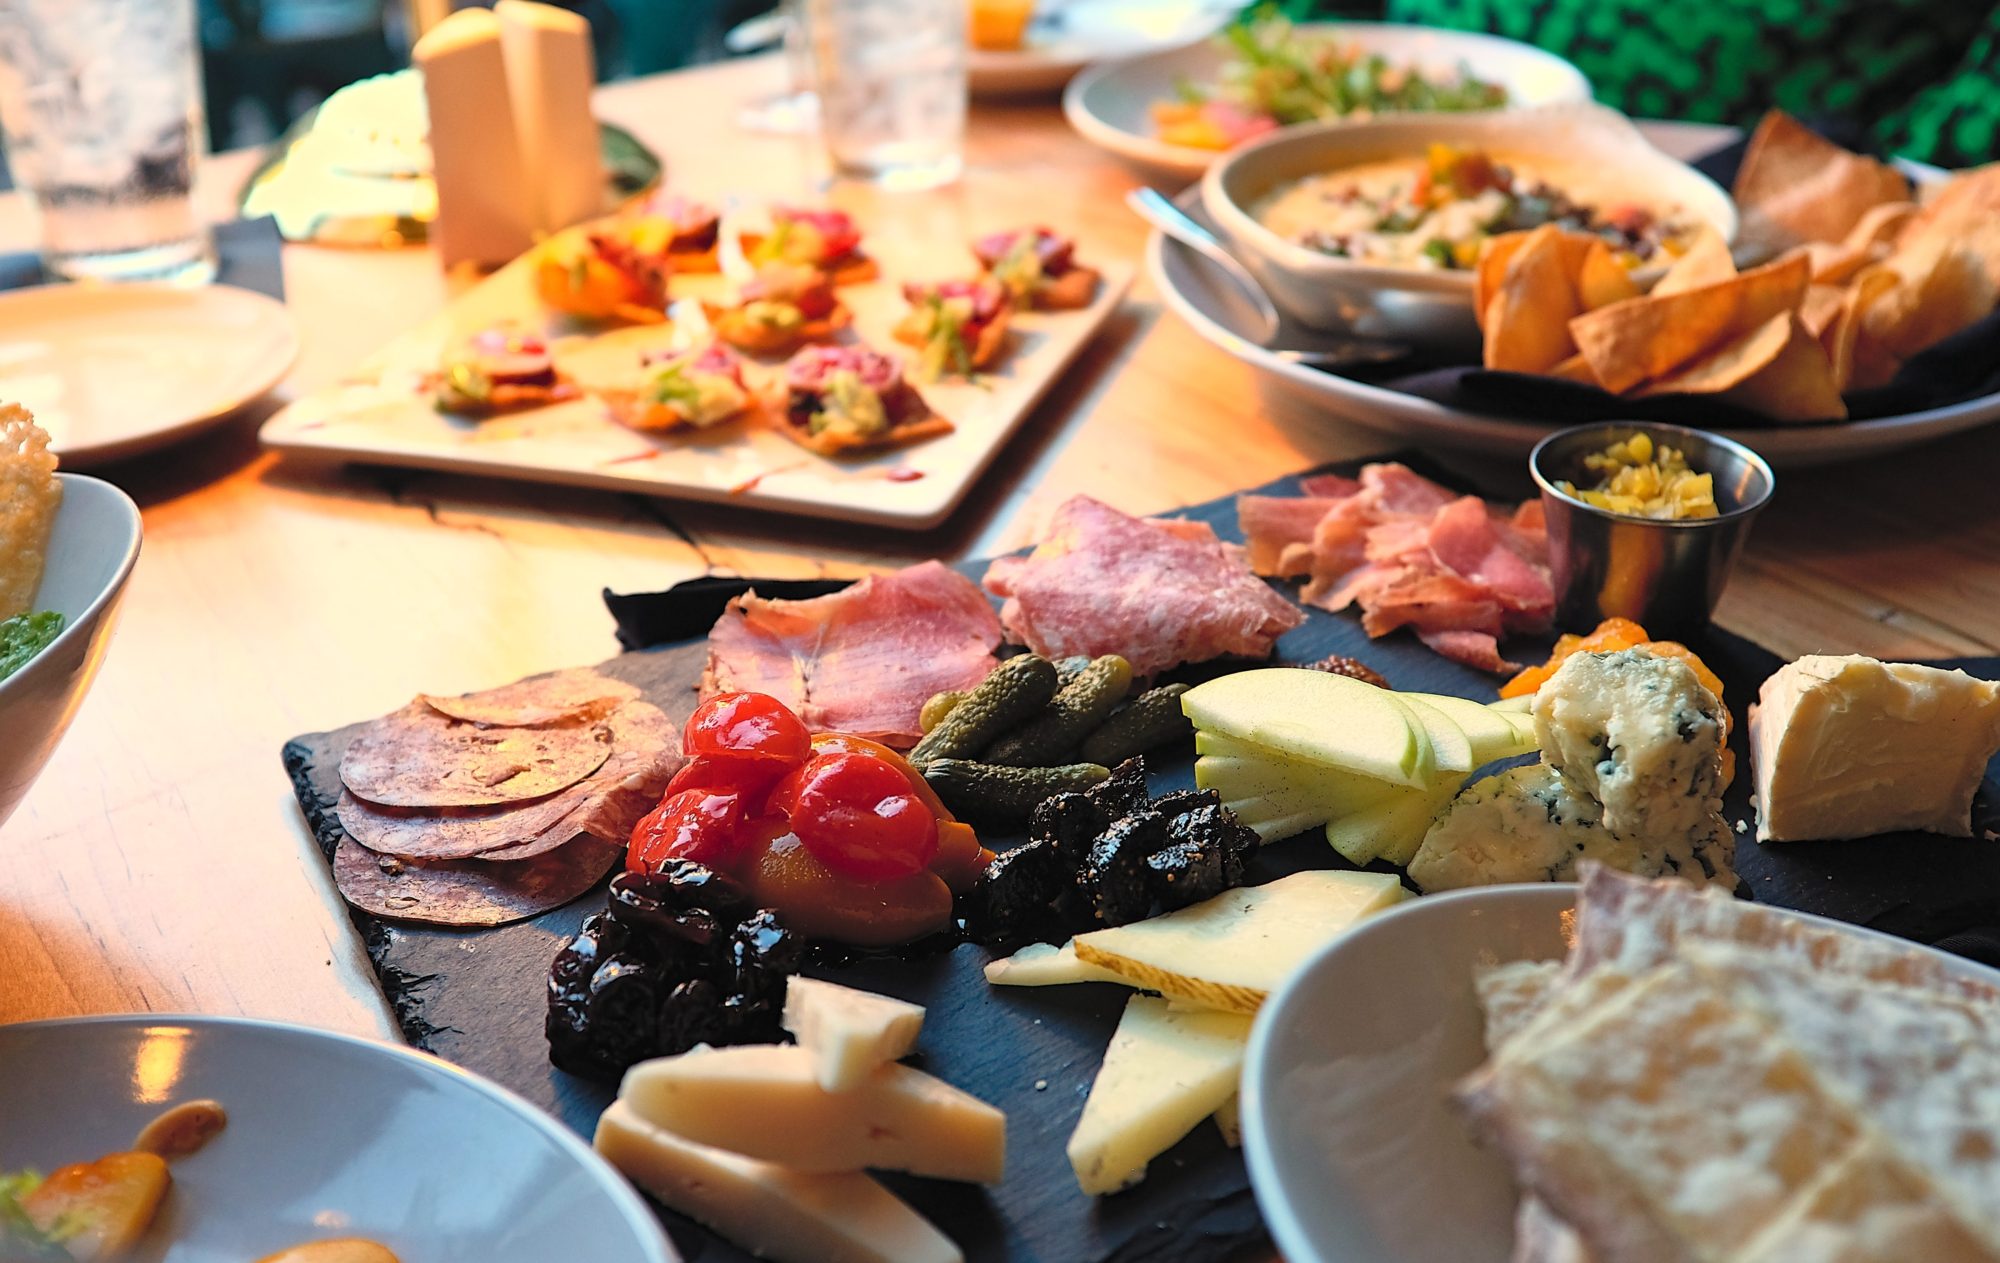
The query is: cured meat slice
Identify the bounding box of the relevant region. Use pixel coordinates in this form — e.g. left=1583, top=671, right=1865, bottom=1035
left=982, top=496, right=1305, bottom=677
left=702, top=560, right=1002, bottom=748
left=1425, top=496, right=1556, bottom=618
left=1418, top=629, right=1519, bottom=674
left=340, top=704, right=615, bottom=808
left=1237, top=495, right=1341, bottom=577
left=332, top=833, right=621, bottom=928
left=419, top=668, right=640, bottom=727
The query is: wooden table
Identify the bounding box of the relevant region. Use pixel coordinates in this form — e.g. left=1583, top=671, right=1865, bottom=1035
left=6, top=54, right=2000, bottom=1039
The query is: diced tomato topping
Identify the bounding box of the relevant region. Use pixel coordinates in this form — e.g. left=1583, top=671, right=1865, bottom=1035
left=972, top=227, right=1076, bottom=275
left=766, top=751, right=939, bottom=881
left=784, top=343, right=903, bottom=394
left=775, top=207, right=862, bottom=262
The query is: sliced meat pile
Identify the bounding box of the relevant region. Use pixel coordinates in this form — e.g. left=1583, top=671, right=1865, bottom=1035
left=982, top=495, right=1305, bottom=677
left=1238, top=464, right=1553, bottom=673
left=333, top=667, right=681, bottom=928
left=702, top=560, right=1002, bottom=748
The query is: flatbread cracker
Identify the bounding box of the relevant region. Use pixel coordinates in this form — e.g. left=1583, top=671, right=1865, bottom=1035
left=0, top=404, right=61, bottom=621
left=339, top=701, right=614, bottom=808
left=332, top=832, right=621, bottom=928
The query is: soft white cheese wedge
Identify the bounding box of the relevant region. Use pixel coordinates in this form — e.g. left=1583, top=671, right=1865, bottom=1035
left=1750, top=655, right=2000, bottom=842
left=982, top=940, right=1129, bottom=987
left=1066, top=996, right=1251, bottom=1196
left=595, top=1100, right=962, bottom=1263
left=414, top=9, right=537, bottom=267
left=1071, top=871, right=1407, bottom=1014
left=782, top=977, right=925, bottom=1093
left=620, top=1045, right=1005, bottom=1183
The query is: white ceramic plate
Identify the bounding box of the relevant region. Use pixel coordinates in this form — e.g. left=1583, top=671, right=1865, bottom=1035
left=969, top=0, right=1234, bottom=96
left=0, top=1015, right=676, bottom=1263
left=1146, top=187, right=2000, bottom=467
left=1063, top=22, right=1593, bottom=179
left=0, top=284, right=299, bottom=468
left=1241, top=885, right=2000, bottom=1263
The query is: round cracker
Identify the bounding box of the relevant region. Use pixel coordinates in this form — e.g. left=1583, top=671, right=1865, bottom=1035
left=332, top=834, right=620, bottom=928
left=419, top=667, right=640, bottom=728
left=339, top=703, right=614, bottom=808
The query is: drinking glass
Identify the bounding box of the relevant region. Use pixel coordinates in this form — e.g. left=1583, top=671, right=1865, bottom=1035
left=0, top=0, right=215, bottom=285
left=799, top=0, right=967, bottom=190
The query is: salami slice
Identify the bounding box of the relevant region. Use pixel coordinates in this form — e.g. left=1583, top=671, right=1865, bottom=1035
left=339, top=703, right=614, bottom=808
left=332, top=833, right=621, bottom=928
left=418, top=667, right=640, bottom=728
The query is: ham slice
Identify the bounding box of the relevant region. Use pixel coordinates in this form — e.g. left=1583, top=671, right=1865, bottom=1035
left=983, top=496, right=1305, bottom=677
left=702, top=561, right=1001, bottom=747
left=1245, top=464, right=1553, bottom=673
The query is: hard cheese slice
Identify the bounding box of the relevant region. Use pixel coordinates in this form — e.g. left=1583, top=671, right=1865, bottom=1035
left=1066, top=996, right=1251, bottom=1196
left=620, top=1045, right=1005, bottom=1183
left=983, top=940, right=1129, bottom=987
left=783, top=977, right=925, bottom=1092
left=595, top=1100, right=962, bottom=1263
left=1072, top=870, right=1408, bottom=1014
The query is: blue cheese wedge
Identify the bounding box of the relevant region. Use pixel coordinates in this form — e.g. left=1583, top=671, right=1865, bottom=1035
left=1750, top=655, right=2000, bottom=842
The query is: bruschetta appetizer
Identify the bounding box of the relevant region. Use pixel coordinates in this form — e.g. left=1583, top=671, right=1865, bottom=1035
left=706, top=261, right=851, bottom=356
left=778, top=344, right=953, bottom=457
left=434, top=328, right=580, bottom=416
left=894, top=279, right=1012, bottom=380
left=742, top=207, right=878, bottom=286
left=535, top=222, right=672, bottom=324
left=601, top=343, right=755, bottom=434
left=974, top=226, right=1101, bottom=310
left=632, top=192, right=722, bottom=273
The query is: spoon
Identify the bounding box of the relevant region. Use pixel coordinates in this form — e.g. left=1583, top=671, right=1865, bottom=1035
left=1127, top=187, right=1409, bottom=370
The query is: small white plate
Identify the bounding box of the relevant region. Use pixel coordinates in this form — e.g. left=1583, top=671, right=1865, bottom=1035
left=1241, top=885, right=2000, bottom=1263
left=1064, top=22, right=1593, bottom=178
left=0, top=1015, right=676, bottom=1263
left=969, top=0, right=1233, bottom=96
left=0, top=283, right=299, bottom=467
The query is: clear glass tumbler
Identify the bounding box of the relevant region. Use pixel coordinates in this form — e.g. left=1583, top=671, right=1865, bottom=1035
left=800, top=0, right=967, bottom=190
left=0, top=0, right=215, bottom=285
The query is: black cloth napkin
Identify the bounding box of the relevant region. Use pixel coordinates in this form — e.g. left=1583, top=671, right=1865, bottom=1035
left=1358, top=134, right=2000, bottom=429
left=0, top=216, right=286, bottom=298
left=605, top=576, right=853, bottom=651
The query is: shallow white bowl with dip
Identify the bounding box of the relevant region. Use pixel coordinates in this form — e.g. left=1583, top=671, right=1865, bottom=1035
left=1202, top=105, right=1739, bottom=345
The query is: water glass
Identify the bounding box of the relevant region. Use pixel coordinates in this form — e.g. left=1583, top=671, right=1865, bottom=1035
left=0, top=0, right=215, bottom=285
left=799, top=0, right=967, bottom=190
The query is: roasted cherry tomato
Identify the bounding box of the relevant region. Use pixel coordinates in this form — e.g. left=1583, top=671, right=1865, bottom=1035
left=628, top=787, right=749, bottom=871
left=767, top=751, right=939, bottom=882
left=683, top=692, right=811, bottom=777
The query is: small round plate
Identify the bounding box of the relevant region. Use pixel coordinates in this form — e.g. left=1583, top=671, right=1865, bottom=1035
left=0, top=283, right=299, bottom=467
left=0, top=1015, right=676, bottom=1263
left=970, top=1, right=1233, bottom=96
left=1064, top=22, right=1592, bottom=178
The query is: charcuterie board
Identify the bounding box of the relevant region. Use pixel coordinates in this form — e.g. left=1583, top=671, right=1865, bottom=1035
left=282, top=456, right=2000, bottom=1263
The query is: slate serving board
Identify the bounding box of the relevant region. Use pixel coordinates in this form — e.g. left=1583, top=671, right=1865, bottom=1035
left=283, top=458, right=2000, bottom=1263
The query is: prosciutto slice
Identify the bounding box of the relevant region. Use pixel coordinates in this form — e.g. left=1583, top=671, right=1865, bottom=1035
left=702, top=560, right=1001, bottom=747
left=1238, top=464, right=1554, bottom=673
left=983, top=496, right=1305, bottom=677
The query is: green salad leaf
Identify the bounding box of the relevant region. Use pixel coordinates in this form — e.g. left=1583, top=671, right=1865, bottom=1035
left=0, top=610, right=63, bottom=683
left=1201, top=5, right=1508, bottom=125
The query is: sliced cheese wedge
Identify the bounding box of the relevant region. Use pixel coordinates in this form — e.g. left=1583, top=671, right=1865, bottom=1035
left=1072, top=871, right=1408, bottom=1014
left=783, top=977, right=925, bottom=1092
left=1213, top=1094, right=1242, bottom=1148
left=621, top=1045, right=1005, bottom=1183
left=595, top=1100, right=963, bottom=1263
left=983, top=940, right=1129, bottom=987
left=1066, top=996, right=1251, bottom=1195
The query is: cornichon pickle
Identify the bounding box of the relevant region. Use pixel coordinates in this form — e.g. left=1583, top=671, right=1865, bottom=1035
left=1078, top=684, right=1192, bottom=766
left=918, top=690, right=968, bottom=734
left=922, top=760, right=1111, bottom=827
left=985, top=655, right=1134, bottom=766
left=908, top=654, right=1060, bottom=765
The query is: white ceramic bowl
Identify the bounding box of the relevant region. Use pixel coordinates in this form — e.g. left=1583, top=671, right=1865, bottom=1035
left=0, top=473, right=143, bottom=830
left=1202, top=105, right=1739, bottom=343
left=1063, top=21, right=1593, bottom=179
left=0, top=1014, right=677, bottom=1263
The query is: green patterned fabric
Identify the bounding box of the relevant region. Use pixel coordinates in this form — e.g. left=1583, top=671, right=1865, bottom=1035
left=1293, top=0, right=2000, bottom=166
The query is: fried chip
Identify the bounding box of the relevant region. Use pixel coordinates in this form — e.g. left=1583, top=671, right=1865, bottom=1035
left=1651, top=229, right=1735, bottom=297
left=1640, top=312, right=1844, bottom=421
left=1861, top=238, right=1997, bottom=366
left=1474, top=233, right=1532, bottom=326
left=1577, top=240, right=1642, bottom=310
left=1802, top=240, right=1875, bottom=286
left=1570, top=250, right=1812, bottom=393
left=0, top=403, right=61, bottom=621
left=1826, top=268, right=1900, bottom=391
left=1547, top=353, right=1600, bottom=385
left=1843, top=200, right=1918, bottom=251
left=1636, top=310, right=1792, bottom=397
left=1897, top=163, right=2000, bottom=291
left=1732, top=110, right=1909, bottom=249
left=1800, top=284, right=1848, bottom=339
left=1483, top=225, right=1585, bottom=374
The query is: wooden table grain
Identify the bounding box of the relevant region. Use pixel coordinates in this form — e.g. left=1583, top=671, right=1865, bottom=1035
left=5, top=54, right=2000, bottom=1039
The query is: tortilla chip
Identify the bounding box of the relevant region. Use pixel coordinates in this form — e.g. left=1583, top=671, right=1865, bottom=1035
left=1547, top=353, right=1600, bottom=386
left=1652, top=229, right=1735, bottom=296
left=1862, top=238, right=1998, bottom=363
left=1827, top=268, right=1900, bottom=391
left=1843, top=200, right=1917, bottom=251
left=1896, top=163, right=2000, bottom=291
left=340, top=702, right=615, bottom=808
left=420, top=667, right=640, bottom=728
left=1732, top=110, right=1908, bottom=248
left=1576, top=241, right=1642, bottom=310
left=332, top=832, right=621, bottom=928
left=1483, top=225, right=1584, bottom=374
left=1800, top=284, right=1848, bottom=339
left=0, top=404, right=61, bottom=621
left=1802, top=240, right=1876, bottom=286
left=1570, top=250, right=1812, bottom=393
left=1474, top=234, right=1532, bottom=327
left=1724, top=316, right=1848, bottom=422
left=1636, top=311, right=1792, bottom=397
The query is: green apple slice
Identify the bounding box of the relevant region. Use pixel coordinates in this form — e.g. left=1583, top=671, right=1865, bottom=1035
left=1324, top=776, right=1463, bottom=867
left=1396, top=697, right=1474, bottom=776
left=1489, top=694, right=1535, bottom=713
left=1182, top=670, right=1434, bottom=788
left=1409, top=693, right=1539, bottom=765
left=1197, top=748, right=1408, bottom=842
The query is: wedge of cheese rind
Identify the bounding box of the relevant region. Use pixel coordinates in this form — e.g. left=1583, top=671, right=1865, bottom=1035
left=782, top=977, right=925, bottom=1092
left=620, top=1045, right=1005, bottom=1183
left=1750, top=654, right=2000, bottom=842
left=595, top=1100, right=963, bottom=1263
left=982, top=940, right=1129, bottom=987
left=1071, top=871, right=1407, bottom=1014
left=1066, top=996, right=1251, bottom=1196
